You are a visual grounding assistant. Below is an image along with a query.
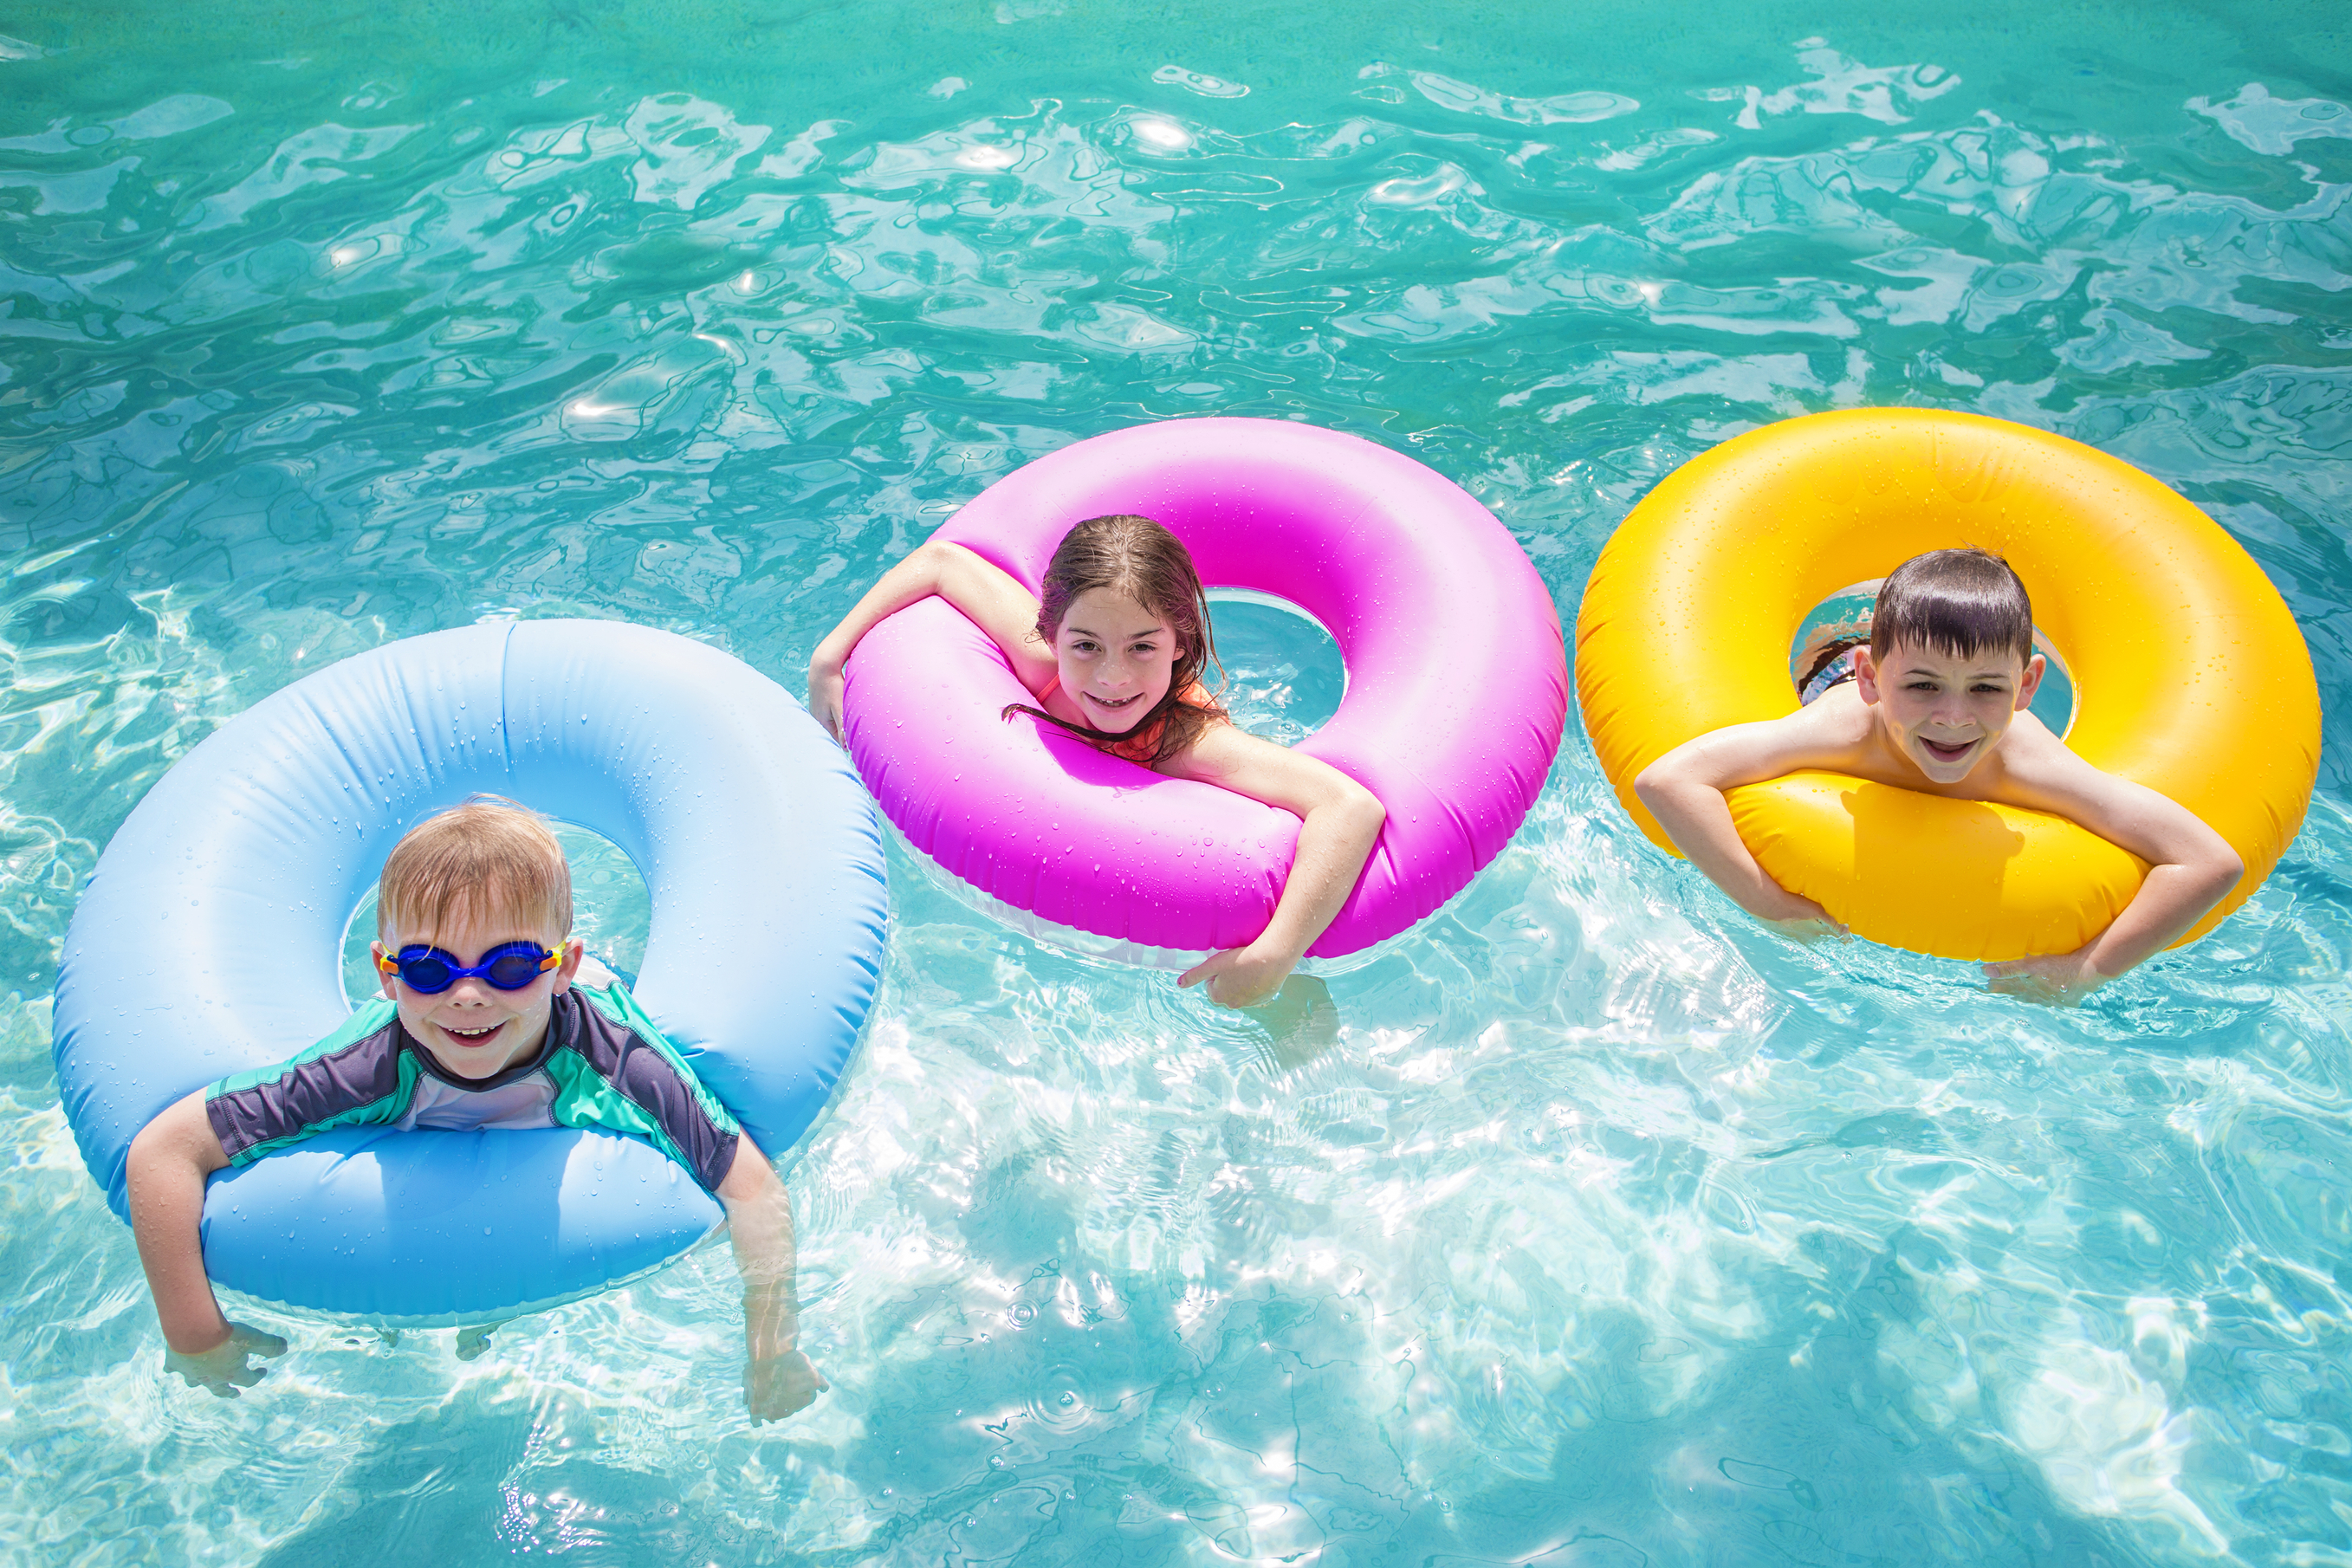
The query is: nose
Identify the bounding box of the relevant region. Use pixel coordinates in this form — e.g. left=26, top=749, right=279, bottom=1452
left=444, top=975, right=496, bottom=1005
left=1930, top=690, right=1974, bottom=727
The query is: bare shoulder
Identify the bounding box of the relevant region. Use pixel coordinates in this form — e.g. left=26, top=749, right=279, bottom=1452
left=1164, top=715, right=1278, bottom=785
left=1986, top=715, right=2227, bottom=862
left=1644, top=689, right=1875, bottom=791
left=1981, top=713, right=2117, bottom=806
left=1165, top=719, right=1367, bottom=815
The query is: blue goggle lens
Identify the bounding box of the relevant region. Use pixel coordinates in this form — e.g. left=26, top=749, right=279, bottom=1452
left=386, top=941, right=558, bottom=995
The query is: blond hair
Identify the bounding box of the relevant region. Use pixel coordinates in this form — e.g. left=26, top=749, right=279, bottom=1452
left=377, top=794, right=573, bottom=943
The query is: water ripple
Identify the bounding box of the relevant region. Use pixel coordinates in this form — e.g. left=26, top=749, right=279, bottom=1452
left=4, top=7, right=2352, bottom=1564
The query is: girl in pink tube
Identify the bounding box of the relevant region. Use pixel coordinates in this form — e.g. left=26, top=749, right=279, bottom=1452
left=807, top=513, right=1383, bottom=1008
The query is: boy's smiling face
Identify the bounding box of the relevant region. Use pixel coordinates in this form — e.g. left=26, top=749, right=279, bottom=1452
left=1856, top=637, right=2046, bottom=785
left=374, top=902, right=581, bottom=1080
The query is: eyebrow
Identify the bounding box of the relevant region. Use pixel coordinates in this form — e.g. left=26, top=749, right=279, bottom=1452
left=1066, top=624, right=1167, bottom=641
left=1902, top=666, right=2012, bottom=680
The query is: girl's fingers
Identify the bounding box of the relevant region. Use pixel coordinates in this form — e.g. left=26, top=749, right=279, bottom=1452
left=1178, top=950, right=1234, bottom=988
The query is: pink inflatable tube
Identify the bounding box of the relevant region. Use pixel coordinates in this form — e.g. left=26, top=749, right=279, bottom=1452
left=840, top=418, right=1567, bottom=961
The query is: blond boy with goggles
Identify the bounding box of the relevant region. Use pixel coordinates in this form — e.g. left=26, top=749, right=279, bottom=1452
left=126, top=796, right=824, bottom=1419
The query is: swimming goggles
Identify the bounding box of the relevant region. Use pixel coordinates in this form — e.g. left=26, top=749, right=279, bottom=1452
left=375, top=940, right=567, bottom=995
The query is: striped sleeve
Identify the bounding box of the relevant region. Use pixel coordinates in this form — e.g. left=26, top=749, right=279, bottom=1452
left=204, top=1001, right=418, bottom=1165
left=544, top=985, right=742, bottom=1194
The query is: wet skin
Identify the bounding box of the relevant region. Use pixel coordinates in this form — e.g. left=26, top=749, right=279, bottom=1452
left=1634, top=636, right=2244, bottom=1002
left=1039, top=586, right=1178, bottom=735
left=373, top=907, right=582, bottom=1079
left=1851, top=640, right=2044, bottom=788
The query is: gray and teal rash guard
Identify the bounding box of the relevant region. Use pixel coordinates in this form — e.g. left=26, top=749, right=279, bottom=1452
left=204, top=983, right=742, bottom=1194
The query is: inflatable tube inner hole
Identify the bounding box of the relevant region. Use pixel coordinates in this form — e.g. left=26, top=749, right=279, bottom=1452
left=338, top=821, right=655, bottom=1006
left=1789, top=582, right=2077, bottom=740
left=1204, top=587, right=1344, bottom=744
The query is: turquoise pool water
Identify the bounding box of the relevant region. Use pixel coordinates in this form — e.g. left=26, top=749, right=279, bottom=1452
left=6, top=1, right=2352, bottom=1560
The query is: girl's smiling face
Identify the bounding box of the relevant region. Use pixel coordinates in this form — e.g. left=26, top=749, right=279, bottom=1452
left=1053, top=587, right=1178, bottom=734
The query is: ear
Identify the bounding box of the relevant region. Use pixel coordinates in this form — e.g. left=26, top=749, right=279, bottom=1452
left=2015, top=653, right=2046, bottom=713
left=373, top=941, right=398, bottom=1002
left=551, top=936, right=584, bottom=995
left=1852, top=646, right=1882, bottom=705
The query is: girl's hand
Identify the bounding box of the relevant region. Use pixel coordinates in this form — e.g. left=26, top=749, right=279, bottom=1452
left=165, top=1321, right=288, bottom=1397
left=807, top=656, right=847, bottom=742
left=1178, top=943, right=1300, bottom=1009
left=1984, top=949, right=2107, bottom=1007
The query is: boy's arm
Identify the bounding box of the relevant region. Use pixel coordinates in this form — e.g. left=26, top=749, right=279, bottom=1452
left=715, top=1135, right=827, bottom=1422
left=807, top=539, right=1053, bottom=739
left=1633, top=707, right=1856, bottom=934
left=1986, top=732, right=2245, bottom=999
left=126, top=1089, right=288, bottom=1393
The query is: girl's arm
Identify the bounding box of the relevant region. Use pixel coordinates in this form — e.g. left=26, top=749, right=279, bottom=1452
left=126, top=1090, right=288, bottom=1393
left=807, top=539, right=1053, bottom=739
left=715, top=1136, right=827, bottom=1422
left=1984, top=732, right=2243, bottom=1001
left=1166, top=727, right=1387, bottom=1008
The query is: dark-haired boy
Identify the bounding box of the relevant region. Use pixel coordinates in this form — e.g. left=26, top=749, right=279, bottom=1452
left=1635, top=548, right=2242, bottom=1001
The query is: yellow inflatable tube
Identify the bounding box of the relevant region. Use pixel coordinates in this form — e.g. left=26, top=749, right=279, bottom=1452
left=1575, top=407, right=2320, bottom=962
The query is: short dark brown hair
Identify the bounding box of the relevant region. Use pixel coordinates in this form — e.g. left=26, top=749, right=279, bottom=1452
left=1870, top=548, right=2034, bottom=668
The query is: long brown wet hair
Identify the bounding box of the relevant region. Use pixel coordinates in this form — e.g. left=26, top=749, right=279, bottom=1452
left=1001, top=514, right=1226, bottom=767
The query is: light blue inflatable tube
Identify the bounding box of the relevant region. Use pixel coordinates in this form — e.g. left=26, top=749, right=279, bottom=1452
left=52, top=620, right=887, bottom=1326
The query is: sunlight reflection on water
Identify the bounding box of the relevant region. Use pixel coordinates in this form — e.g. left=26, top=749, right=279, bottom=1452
left=3, top=2, right=2351, bottom=1561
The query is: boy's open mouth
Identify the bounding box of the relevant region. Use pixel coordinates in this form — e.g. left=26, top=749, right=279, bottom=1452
left=1920, top=736, right=1977, bottom=763
left=438, top=1020, right=505, bottom=1046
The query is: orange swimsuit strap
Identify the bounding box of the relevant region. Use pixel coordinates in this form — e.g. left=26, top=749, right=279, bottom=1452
left=1035, top=676, right=1209, bottom=764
